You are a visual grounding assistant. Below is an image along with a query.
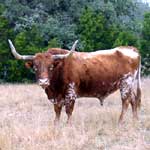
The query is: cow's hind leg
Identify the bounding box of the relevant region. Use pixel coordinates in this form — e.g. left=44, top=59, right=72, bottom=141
left=119, top=89, right=138, bottom=124
left=119, top=74, right=135, bottom=124
left=119, top=97, right=130, bottom=124
left=54, top=103, right=63, bottom=124
left=130, top=92, right=138, bottom=121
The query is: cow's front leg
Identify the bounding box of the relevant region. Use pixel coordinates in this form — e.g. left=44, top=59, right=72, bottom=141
left=65, top=100, right=75, bottom=124
left=98, top=98, right=104, bottom=106
left=65, top=82, right=77, bottom=124
left=53, top=103, right=63, bottom=125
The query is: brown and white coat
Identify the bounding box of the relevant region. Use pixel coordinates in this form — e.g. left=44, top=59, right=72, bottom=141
left=8, top=40, right=141, bottom=124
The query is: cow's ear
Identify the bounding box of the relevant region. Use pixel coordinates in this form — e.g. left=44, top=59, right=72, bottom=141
left=25, top=61, right=33, bottom=69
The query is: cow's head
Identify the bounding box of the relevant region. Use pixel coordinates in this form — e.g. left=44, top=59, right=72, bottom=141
left=8, top=39, right=78, bottom=89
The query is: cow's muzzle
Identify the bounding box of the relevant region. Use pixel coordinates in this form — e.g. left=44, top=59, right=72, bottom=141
left=38, top=78, right=50, bottom=89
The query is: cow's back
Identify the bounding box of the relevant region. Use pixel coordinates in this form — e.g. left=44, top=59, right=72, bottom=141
left=66, top=47, right=140, bottom=98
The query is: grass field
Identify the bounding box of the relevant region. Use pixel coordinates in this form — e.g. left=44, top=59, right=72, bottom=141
left=0, top=78, right=150, bottom=150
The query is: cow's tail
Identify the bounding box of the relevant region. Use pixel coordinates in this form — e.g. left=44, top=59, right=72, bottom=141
left=136, top=56, right=142, bottom=108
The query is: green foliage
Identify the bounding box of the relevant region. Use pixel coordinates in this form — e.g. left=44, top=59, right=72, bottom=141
left=113, top=31, right=139, bottom=47
left=78, top=8, right=105, bottom=51
left=142, top=12, right=150, bottom=41
left=47, top=38, right=61, bottom=48
left=0, top=0, right=150, bottom=83
left=0, top=3, right=5, bottom=15
left=14, top=27, right=45, bottom=53
left=0, top=16, right=14, bottom=59
left=140, top=12, right=150, bottom=75
left=0, top=60, right=35, bottom=82
left=78, top=8, right=120, bottom=51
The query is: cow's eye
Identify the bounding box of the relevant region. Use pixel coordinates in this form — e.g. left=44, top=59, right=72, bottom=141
left=49, top=65, right=54, bottom=71
left=33, top=66, right=38, bottom=71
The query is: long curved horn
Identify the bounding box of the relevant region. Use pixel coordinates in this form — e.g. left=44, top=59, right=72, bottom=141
left=8, top=39, right=35, bottom=60
left=53, top=40, right=78, bottom=60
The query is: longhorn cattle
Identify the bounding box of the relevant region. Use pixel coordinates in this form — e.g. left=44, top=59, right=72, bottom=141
left=8, top=40, right=141, bottom=124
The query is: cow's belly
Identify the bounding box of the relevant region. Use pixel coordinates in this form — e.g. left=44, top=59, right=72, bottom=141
left=77, top=80, right=120, bottom=99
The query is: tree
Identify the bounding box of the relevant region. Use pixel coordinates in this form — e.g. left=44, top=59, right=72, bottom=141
left=113, top=31, right=139, bottom=47
left=0, top=16, right=13, bottom=64
left=78, top=8, right=118, bottom=51
left=0, top=4, right=15, bottom=82
left=0, top=0, right=150, bottom=82
left=140, top=12, right=150, bottom=75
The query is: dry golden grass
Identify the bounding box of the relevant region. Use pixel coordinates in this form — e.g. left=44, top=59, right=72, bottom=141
left=0, top=78, right=150, bottom=150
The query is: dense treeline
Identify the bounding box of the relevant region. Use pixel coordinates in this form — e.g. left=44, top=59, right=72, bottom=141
left=0, top=0, right=150, bottom=82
